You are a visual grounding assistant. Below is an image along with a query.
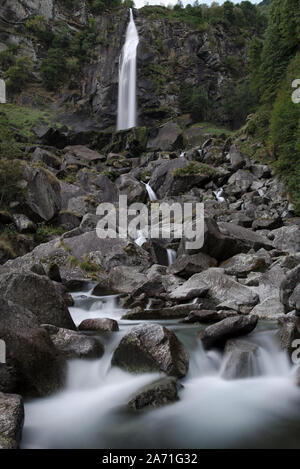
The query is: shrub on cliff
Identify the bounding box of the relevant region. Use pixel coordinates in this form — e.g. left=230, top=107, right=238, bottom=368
left=5, top=57, right=32, bottom=93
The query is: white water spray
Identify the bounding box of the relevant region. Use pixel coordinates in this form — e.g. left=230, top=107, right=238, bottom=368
left=117, top=9, right=139, bottom=131
left=145, top=183, right=157, bottom=201
left=167, top=248, right=176, bottom=266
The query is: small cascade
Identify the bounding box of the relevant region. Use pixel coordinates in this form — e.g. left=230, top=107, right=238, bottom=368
left=167, top=248, right=176, bottom=266
left=213, top=188, right=226, bottom=203
left=117, top=9, right=139, bottom=131
left=134, top=229, right=147, bottom=247
left=145, top=183, right=157, bottom=201
left=22, top=289, right=300, bottom=449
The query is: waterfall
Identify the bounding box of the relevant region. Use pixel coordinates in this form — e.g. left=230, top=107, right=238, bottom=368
left=167, top=248, right=176, bottom=266
left=145, top=183, right=157, bottom=201
left=117, top=9, right=139, bottom=131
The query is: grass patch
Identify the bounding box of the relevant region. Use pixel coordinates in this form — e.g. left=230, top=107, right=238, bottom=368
left=35, top=225, right=67, bottom=243
left=172, top=162, right=216, bottom=178
left=0, top=104, right=58, bottom=141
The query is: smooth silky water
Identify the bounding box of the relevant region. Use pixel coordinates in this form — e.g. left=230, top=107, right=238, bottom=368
left=117, top=8, right=139, bottom=131
left=21, top=286, right=300, bottom=449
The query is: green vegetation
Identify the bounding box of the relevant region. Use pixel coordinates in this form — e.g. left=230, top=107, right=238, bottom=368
left=140, top=1, right=266, bottom=33
left=179, top=86, right=209, bottom=122
left=67, top=253, right=101, bottom=279
left=0, top=159, right=23, bottom=207
left=35, top=225, right=67, bottom=243
left=247, top=0, right=300, bottom=212
left=5, top=57, right=32, bottom=93
left=0, top=44, right=18, bottom=71
left=87, top=0, right=123, bottom=14
left=172, top=162, right=215, bottom=178
left=0, top=104, right=56, bottom=142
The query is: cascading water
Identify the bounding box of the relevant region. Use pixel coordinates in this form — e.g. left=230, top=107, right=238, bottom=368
left=117, top=9, right=139, bottom=131
left=167, top=248, right=176, bottom=266
left=21, top=289, right=300, bottom=449
left=145, top=183, right=157, bottom=201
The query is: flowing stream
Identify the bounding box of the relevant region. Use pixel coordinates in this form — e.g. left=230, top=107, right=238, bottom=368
left=117, top=9, right=139, bottom=131
left=21, top=287, right=300, bottom=449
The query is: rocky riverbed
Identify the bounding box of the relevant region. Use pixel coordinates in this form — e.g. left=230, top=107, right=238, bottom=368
left=0, top=119, right=300, bottom=449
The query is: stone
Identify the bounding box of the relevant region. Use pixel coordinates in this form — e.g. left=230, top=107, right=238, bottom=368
left=107, top=266, right=148, bottom=294
left=220, top=253, right=268, bottom=278
left=78, top=318, right=119, bottom=332
left=31, top=147, right=61, bottom=170
left=290, top=284, right=300, bottom=313
left=63, top=145, right=106, bottom=164
left=170, top=268, right=258, bottom=313
left=47, top=263, right=62, bottom=283
left=147, top=121, right=183, bottom=151
left=252, top=217, right=282, bottom=231
left=229, top=145, right=245, bottom=170
left=181, top=309, right=236, bottom=324
left=22, top=165, right=61, bottom=221
left=277, top=316, right=300, bottom=357
left=270, top=225, right=300, bottom=253
left=198, top=315, right=258, bottom=350
left=228, top=169, right=254, bottom=192
left=0, top=272, right=75, bottom=329
left=128, top=377, right=181, bottom=411
left=43, top=325, right=104, bottom=359
left=0, top=298, right=65, bottom=396
left=12, top=214, right=36, bottom=234
left=280, top=265, right=300, bottom=313
left=250, top=297, right=285, bottom=319
left=218, top=222, right=272, bottom=254
left=112, top=323, right=189, bottom=378
left=0, top=393, right=24, bottom=449
left=221, top=339, right=259, bottom=379
left=122, top=303, right=206, bottom=321
left=167, top=252, right=217, bottom=278
left=115, top=174, right=147, bottom=204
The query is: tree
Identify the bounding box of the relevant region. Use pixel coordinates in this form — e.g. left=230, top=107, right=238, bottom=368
left=5, top=57, right=32, bottom=93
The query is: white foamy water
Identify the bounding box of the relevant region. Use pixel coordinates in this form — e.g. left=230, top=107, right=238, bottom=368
left=21, top=291, right=300, bottom=449
left=145, top=183, right=157, bottom=201
left=117, top=9, right=139, bottom=131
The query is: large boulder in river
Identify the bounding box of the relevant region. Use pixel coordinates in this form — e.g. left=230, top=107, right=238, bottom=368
left=128, top=377, right=181, bottom=411
left=112, top=323, right=189, bottom=378
left=78, top=318, right=119, bottom=332
left=42, top=325, right=104, bottom=359
left=277, top=316, right=300, bottom=358
left=220, top=339, right=260, bottom=380
left=0, top=272, right=75, bottom=330
left=198, top=315, right=258, bottom=350
left=0, top=392, right=24, bottom=449
left=170, top=268, right=259, bottom=313
left=280, top=265, right=300, bottom=314
left=0, top=298, right=65, bottom=396
left=21, top=165, right=61, bottom=221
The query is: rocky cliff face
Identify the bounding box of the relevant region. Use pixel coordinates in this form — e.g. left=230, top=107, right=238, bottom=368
left=0, top=2, right=252, bottom=131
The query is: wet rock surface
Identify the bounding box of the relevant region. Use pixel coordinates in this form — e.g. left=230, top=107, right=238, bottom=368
left=112, top=323, right=189, bottom=378
left=198, top=316, right=258, bottom=350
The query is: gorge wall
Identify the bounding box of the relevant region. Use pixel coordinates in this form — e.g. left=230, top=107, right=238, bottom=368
left=0, top=1, right=261, bottom=131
